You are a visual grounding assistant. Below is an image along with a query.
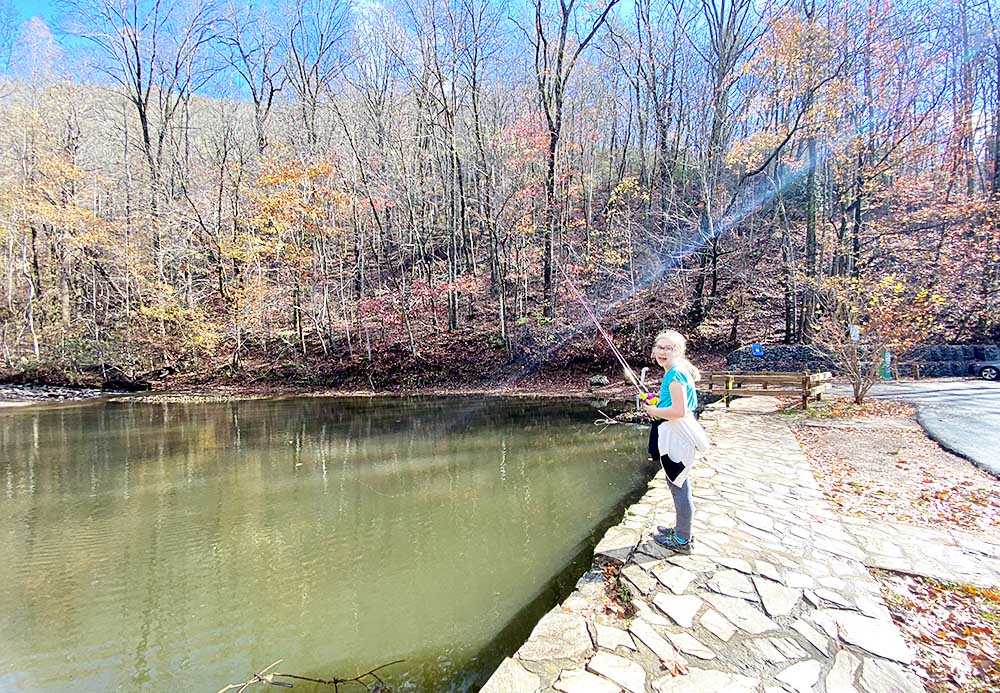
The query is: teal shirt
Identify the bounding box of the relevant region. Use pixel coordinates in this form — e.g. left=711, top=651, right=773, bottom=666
left=658, top=366, right=698, bottom=413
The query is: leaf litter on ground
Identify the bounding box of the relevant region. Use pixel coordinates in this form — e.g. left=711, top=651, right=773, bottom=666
left=788, top=395, right=1000, bottom=692
left=875, top=570, right=1000, bottom=693
left=790, top=396, right=1000, bottom=534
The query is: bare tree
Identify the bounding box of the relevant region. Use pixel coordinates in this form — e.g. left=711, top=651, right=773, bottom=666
left=0, top=0, right=18, bottom=72
left=219, top=0, right=285, bottom=153
left=66, top=0, right=219, bottom=277
left=525, top=0, right=622, bottom=318
left=284, top=0, right=349, bottom=150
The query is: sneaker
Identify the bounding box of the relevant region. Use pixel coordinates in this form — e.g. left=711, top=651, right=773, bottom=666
left=656, top=526, right=675, bottom=536
left=654, top=533, right=693, bottom=554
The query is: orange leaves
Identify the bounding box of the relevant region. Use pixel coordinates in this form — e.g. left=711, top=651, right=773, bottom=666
left=248, top=157, right=350, bottom=241
left=600, top=562, right=636, bottom=620
left=878, top=572, right=1000, bottom=692
left=958, top=584, right=1000, bottom=604
left=256, top=159, right=332, bottom=186
left=659, top=656, right=688, bottom=677
left=795, top=406, right=1000, bottom=535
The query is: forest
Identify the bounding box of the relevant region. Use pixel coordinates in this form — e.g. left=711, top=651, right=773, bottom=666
left=0, top=0, right=997, bottom=387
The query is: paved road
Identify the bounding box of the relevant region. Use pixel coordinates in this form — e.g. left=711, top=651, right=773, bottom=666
left=834, top=379, right=1000, bottom=478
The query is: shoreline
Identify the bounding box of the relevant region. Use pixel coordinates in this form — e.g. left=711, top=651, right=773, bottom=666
left=0, top=381, right=641, bottom=406
left=481, top=398, right=931, bottom=692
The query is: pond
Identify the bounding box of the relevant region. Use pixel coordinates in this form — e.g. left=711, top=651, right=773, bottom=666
left=0, top=396, right=654, bottom=691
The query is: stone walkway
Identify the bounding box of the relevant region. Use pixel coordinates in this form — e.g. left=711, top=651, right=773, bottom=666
left=840, top=515, right=1000, bottom=588
left=482, top=398, right=1000, bottom=693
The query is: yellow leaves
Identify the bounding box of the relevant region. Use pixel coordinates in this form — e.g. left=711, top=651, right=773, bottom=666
left=811, top=271, right=942, bottom=356
left=607, top=176, right=641, bottom=206
left=599, top=248, right=627, bottom=268
left=514, top=218, right=537, bottom=237
left=256, top=158, right=333, bottom=186
left=246, top=157, right=351, bottom=246
left=305, top=162, right=332, bottom=179
left=66, top=225, right=115, bottom=251
left=139, top=296, right=221, bottom=354
left=727, top=131, right=788, bottom=171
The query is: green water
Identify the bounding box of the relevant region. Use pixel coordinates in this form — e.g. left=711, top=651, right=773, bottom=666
left=0, top=396, right=652, bottom=692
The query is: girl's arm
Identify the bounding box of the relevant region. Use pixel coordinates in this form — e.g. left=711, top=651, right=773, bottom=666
left=643, top=380, right=688, bottom=421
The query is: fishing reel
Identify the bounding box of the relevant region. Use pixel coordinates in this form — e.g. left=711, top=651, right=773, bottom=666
left=625, top=367, right=658, bottom=406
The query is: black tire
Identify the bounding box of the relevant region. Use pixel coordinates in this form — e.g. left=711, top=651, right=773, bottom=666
left=980, top=366, right=1000, bottom=381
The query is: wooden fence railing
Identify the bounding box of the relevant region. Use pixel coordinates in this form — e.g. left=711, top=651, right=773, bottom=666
left=700, top=371, right=833, bottom=409
left=891, top=362, right=923, bottom=380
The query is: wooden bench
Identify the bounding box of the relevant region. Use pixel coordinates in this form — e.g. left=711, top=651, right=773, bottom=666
left=700, top=371, right=833, bottom=409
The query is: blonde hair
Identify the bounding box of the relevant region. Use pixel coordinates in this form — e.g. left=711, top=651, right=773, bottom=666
left=652, top=329, right=701, bottom=382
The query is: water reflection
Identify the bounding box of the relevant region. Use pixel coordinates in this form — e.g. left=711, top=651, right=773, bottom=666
left=0, top=396, right=651, bottom=691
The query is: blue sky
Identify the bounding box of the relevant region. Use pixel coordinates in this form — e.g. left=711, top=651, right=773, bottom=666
left=12, top=0, right=58, bottom=24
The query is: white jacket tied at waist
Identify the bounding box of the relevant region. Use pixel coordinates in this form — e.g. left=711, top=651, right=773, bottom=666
left=657, top=413, right=710, bottom=487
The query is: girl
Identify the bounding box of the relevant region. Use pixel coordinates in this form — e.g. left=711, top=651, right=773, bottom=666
left=642, top=330, right=705, bottom=554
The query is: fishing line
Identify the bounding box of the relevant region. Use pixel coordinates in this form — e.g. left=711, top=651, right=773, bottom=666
left=559, top=265, right=654, bottom=402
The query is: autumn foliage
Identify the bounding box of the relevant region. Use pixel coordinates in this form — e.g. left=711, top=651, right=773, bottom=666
left=810, top=275, right=943, bottom=403
left=0, top=0, right=997, bottom=386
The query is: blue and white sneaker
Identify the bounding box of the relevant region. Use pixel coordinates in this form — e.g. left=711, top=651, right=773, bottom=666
left=654, top=532, right=693, bottom=554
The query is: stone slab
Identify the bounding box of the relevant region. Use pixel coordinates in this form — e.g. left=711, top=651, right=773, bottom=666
left=707, top=569, right=759, bottom=601
left=775, top=660, right=822, bottom=693
left=621, top=564, right=657, bottom=596
left=653, top=564, right=696, bottom=595
left=586, top=652, right=646, bottom=693
left=700, top=608, right=736, bottom=643
left=480, top=657, right=540, bottom=693
left=819, top=610, right=914, bottom=664
left=595, top=623, right=636, bottom=653
left=554, top=668, right=622, bottom=693
left=652, top=668, right=759, bottom=693
left=859, top=657, right=924, bottom=693
left=791, top=619, right=829, bottom=655
left=665, top=631, right=716, bottom=660
left=826, top=650, right=861, bottom=693
left=753, top=576, right=801, bottom=617
left=703, top=593, right=780, bottom=634
left=627, top=618, right=681, bottom=664
left=652, top=593, right=703, bottom=628
left=518, top=612, right=593, bottom=662
left=595, top=527, right=640, bottom=564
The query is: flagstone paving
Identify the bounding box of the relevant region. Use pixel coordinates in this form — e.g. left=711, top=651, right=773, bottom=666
left=838, top=515, right=1000, bottom=588
left=483, top=398, right=1000, bottom=692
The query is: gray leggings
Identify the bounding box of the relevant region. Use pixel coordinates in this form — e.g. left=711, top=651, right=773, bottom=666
left=648, top=422, right=695, bottom=539
left=668, top=478, right=694, bottom=540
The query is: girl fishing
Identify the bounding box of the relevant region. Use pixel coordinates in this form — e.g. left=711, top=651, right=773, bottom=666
left=559, top=270, right=707, bottom=552
left=642, top=330, right=707, bottom=554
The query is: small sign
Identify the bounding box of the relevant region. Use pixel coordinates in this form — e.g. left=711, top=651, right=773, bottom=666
left=850, top=325, right=860, bottom=341
left=878, top=350, right=892, bottom=379
left=751, top=343, right=764, bottom=357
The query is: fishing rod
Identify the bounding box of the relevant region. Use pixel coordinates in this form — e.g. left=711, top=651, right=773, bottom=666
left=560, top=267, right=659, bottom=405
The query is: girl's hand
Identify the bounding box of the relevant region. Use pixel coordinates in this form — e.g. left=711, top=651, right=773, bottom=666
left=642, top=404, right=658, bottom=419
